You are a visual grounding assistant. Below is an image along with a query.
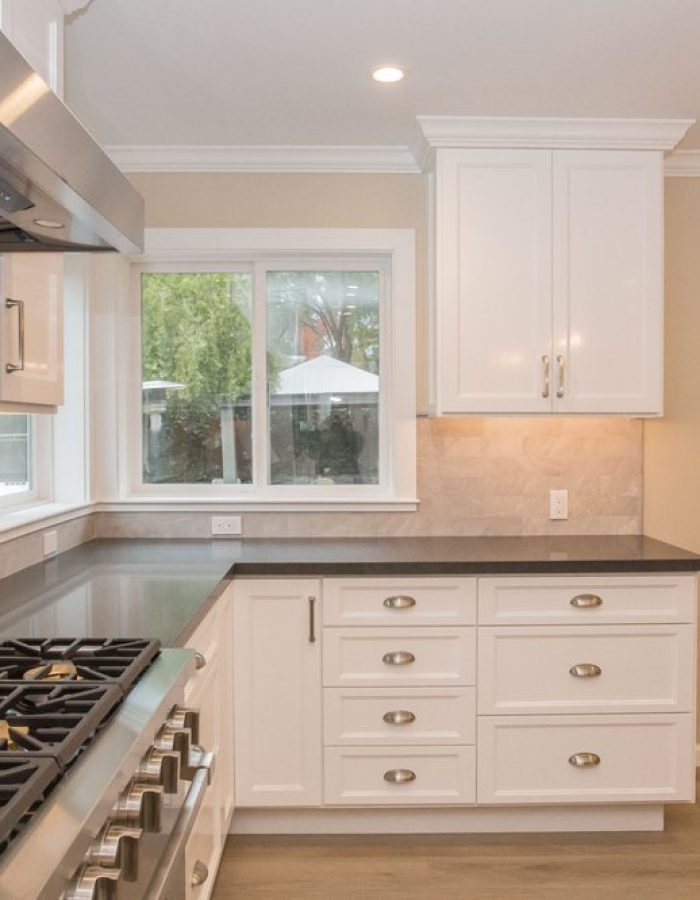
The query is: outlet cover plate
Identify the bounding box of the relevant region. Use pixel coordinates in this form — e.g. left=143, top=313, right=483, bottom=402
left=211, top=515, right=242, bottom=536
left=549, top=489, right=569, bottom=520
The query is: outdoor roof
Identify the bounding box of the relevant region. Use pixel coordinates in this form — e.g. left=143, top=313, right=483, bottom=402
left=273, top=356, right=378, bottom=396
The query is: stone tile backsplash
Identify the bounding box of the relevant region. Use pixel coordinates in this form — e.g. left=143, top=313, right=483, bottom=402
left=0, top=417, right=642, bottom=576
left=95, top=417, right=642, bottom=539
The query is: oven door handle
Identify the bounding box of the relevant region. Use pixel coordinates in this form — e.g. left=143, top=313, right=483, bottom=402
left=145, top=750, right=214, bottom=898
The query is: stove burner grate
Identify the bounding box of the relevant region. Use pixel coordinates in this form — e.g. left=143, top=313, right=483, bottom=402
left=0, top=638, right=160, bottom=693
left=0, top=756, right=59, bottom=852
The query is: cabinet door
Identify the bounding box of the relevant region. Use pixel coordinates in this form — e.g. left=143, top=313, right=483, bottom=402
left=233, top=579, right=322, bottom=806
left=436, top=149, right=552, bottom=413
left=0, top=254, right=63, bottom=407
left=0, top=0, right=64, bottom=95
left=552, top=150, right=663, bottom=414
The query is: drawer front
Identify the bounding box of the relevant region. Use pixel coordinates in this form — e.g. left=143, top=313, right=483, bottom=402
left=477, top=714, right=695, bottom=804
left=324, top=746, right=476, bottom=805
left=184, top=597, right=226, bottom=703
left=478, top=624, right=695, bottom=714
left=323, top=627, right=476, bottom=687
left=478, top=575, right=697, bottom=625
left=324, top=687, right=476, bottom=746
left=323, top=577, right=477, bottom=626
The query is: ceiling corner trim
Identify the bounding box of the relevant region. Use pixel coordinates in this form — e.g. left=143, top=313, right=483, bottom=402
left=416, top=116, right=695, bottom=151
left=664, top=150, right=700, bottom=177
left=105, top=144, right=421, bottom=174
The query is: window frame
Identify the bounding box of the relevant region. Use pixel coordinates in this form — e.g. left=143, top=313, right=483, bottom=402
left=123, top=228, right=416, bottom=509
left=0, top=414, right=51, bottom=512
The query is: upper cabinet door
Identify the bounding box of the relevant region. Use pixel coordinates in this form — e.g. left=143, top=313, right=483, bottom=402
left=436, top=149, right=553, bottom=414
left=0, top=255, right=64, bottom=408
left=552, top=150, right=663, bottom=414
left=0, top=0, right=64, bottom=96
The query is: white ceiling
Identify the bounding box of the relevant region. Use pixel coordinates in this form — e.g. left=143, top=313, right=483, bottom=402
left=65, top=0, right=700, bottom=153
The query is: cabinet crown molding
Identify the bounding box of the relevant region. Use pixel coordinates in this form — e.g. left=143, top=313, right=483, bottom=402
left=417, top=117, right=694, bottom=151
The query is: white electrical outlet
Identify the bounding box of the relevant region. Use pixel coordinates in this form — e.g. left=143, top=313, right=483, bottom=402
left=549, top=489, right=569, bottom=520
left=211, top=515, right=243, bottom=536
left=43, top=530, right=58, bottom=557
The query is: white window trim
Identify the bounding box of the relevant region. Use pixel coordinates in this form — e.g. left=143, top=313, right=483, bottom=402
left=119, top=228, right=417, bottom=510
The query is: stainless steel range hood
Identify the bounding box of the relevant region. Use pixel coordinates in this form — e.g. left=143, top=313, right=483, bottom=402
left=0, top=32, right=143, bottom=253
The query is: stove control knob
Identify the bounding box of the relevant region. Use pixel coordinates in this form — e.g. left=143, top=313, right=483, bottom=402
left=112, top=782, right=164, bottom=833
left=87, top=824, right=142, bottom=882
left=137, top=746, right=180, bottom=793
left=153, top=722, right=192, bottom=763
left=64, top=864, right=121, bottom=899
left=168, top=706, right=200, bottom=745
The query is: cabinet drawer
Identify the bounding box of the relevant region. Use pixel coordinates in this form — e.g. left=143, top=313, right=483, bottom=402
left=324, top=687, right=476, bottom=746
left=478, top=624, right=695, bottom=714
left=324, top=746, right=476, bottom=805
left=478, top=575, right=697, bottom=625
left=184, top=598, right=225, bottom=704
left=323, top=627, right=475, bottom=687
left=323, top=577, right=477, bottom=626
left=477, top=714, right=695, bottom=804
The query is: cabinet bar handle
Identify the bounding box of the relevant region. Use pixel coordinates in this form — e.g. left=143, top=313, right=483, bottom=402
left=568, top=752, right=600, bottom=768
left=570, top=593, right=603, bottom=609
left=556, top=354, right=565, bottom=398
left=5, top=297, right=24, bottom=373
left=383, top=595, right=416, bottom=610
left=383, top=710, right=416, bottom=726
left=383, top=768, right=416, bottom=784
left=382, top=650, right=415, bottom=666
left=541, top=354, right=550, bottom=399
left=308, top=595, right=316, bottom=643
left=569, top=663, right=602, bottom=678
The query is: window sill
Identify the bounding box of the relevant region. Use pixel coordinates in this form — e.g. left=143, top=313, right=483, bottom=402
left=0, top=502, right=94, bottom=544
left=97, top=498, right=420, bottom=513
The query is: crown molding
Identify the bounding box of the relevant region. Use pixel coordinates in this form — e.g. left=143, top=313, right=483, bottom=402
left=664, top=150, right=700, bottom=177
left=417, top=116, right=695, bottom=151
left=106, top=144, right=421, bottom=174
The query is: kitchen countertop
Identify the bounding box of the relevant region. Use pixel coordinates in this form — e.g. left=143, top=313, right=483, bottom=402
left=0, top=535, right=697, bottom=646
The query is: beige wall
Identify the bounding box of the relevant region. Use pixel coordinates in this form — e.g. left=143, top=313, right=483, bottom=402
left=644, top=179, right=700, bottom=553
left=128, top=172, right=431, bottom=412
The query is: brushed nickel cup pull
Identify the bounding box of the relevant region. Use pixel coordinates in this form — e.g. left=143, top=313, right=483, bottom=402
left=570, top=593, right=603, bottom=609
left=568, top=752, right=601, bottom=768
left=191, top=859, right=210, bottom=887
left=383, top=710, right=416, bottom=726
left=194, top=652, right=207, bottom=670
left=382, top=650, right=415, bottom=666
left=541, top=353, right=550, bottom=399
left=5, top=297, right=24, bottom=374
left=383, top=768, right=417, bottom=784
left=383, top=595, right=416, bottom=610
left=569, top=663, right=602, bottom=678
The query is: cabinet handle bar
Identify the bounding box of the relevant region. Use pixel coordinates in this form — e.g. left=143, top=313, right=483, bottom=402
left=556, top=354, right=565, bottom=398
left=5, top=297, right=24, bottom=374
left=541, top=354, right=550, bottom=399
left=308, top=595, right=316, bottom=643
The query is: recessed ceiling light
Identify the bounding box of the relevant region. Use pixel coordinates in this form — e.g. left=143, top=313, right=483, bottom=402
left=371, top=65, right=405, bottom=84
left=33, top=218, right=64, bottom=229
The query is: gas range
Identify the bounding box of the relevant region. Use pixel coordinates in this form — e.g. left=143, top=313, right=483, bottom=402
left=0, top=638, right=207, bottom=899
left=0, top=638, right=160, bottom=853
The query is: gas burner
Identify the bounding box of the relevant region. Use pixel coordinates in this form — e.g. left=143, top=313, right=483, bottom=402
left=0, top=683, right=122, bottom=766
left=0, top=756, right=59, bottom=852
left=0, top=639, right=160, bottom=694
left=22, top=661, right=81, bottom=682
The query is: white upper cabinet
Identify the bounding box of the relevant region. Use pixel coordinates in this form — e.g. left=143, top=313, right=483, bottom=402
left=434, top=146, right=664, bottom=415
left=0, top=0, right=65, bottom=95
left=0, top=254, right=64, bottom=408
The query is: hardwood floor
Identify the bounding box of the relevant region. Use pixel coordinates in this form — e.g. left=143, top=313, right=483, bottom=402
left=212, top=793, right=700, bottom=899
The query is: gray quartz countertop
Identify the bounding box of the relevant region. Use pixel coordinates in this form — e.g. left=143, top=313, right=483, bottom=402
left=0, top=535, right=697, bottom=647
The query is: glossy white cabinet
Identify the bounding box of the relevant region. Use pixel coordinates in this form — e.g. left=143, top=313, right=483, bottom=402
left=232, top=579, right=322, bottom=806
left=0, top=254, right=64, bottom=409
left=435, top=148, right=663, bottom=415
left=184, top=587, right=234, bottom=900
left=0, top=0, right=65, bottom=95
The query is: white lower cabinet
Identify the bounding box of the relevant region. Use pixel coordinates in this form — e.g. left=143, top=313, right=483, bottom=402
left=230, top=573, right=697, bottom=832
left=232, top=579, right=322, bottom=806
left=477, top=714, right=695, bottom=804
left=183, top=586, right=234, bottom=899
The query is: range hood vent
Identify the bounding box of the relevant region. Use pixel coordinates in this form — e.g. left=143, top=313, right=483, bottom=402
left=0, top=32, right=143, bottom=253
